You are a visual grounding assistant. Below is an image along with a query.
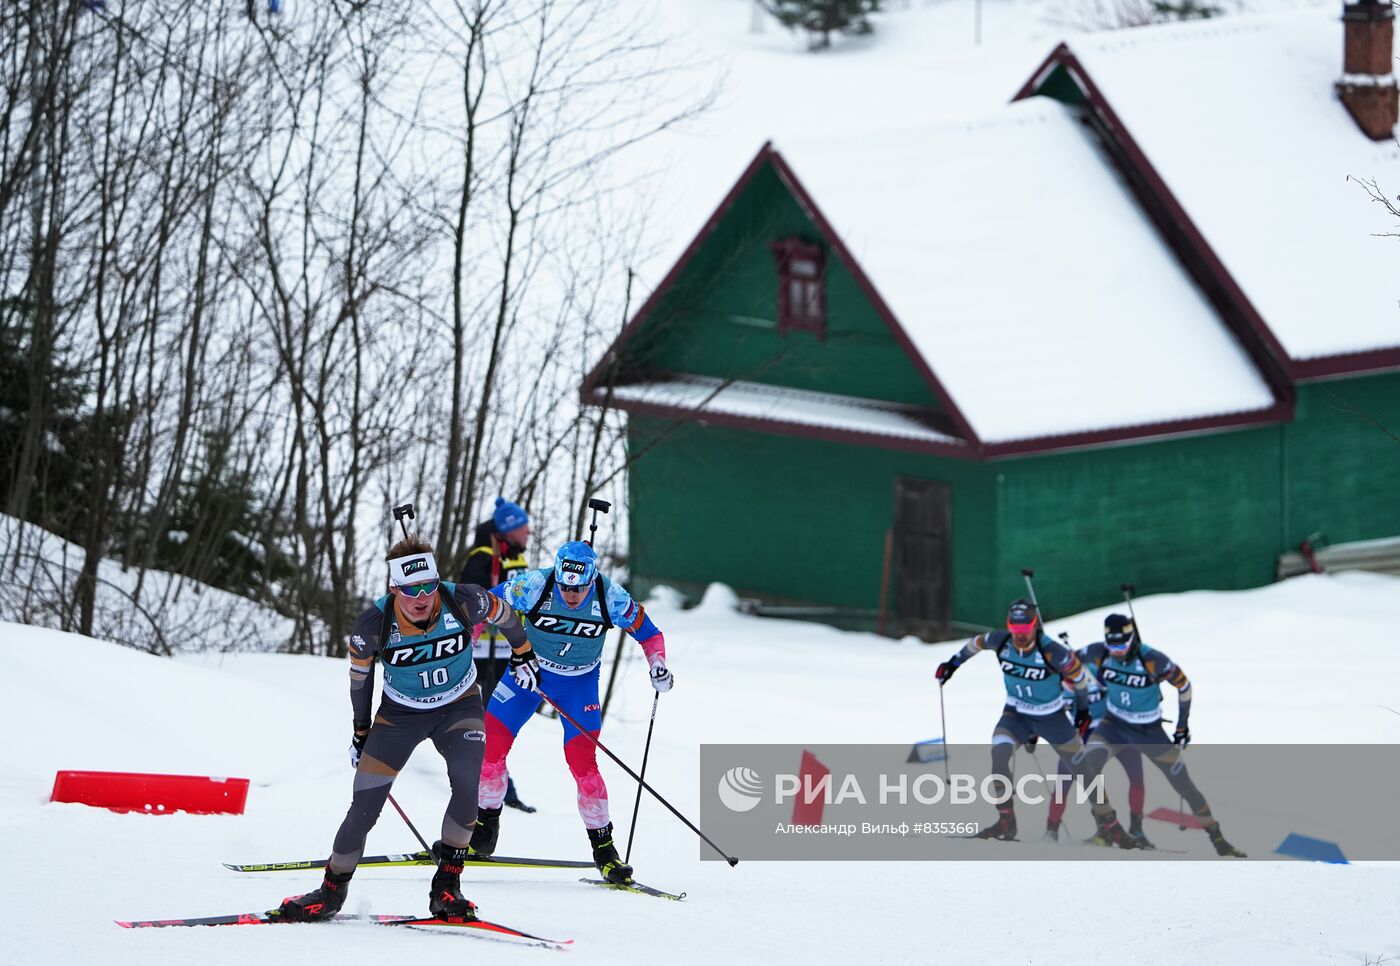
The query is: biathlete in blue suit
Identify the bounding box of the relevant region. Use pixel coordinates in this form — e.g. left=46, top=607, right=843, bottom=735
left=469, top=540, right=673, bottom=883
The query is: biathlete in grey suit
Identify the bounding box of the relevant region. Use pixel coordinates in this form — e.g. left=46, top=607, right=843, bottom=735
left=277, top=534, right=529, bottom=922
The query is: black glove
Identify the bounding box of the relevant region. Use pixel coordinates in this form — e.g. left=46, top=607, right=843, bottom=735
left=1173, top=726, right=1191, bottom=748
left=349, top=730, right=369, bottom=768
left=510, top=646, right=541, bottom=692
left=1074, top=706, right=1092, bottom=737
left=935, top=655, right=961, bottom=684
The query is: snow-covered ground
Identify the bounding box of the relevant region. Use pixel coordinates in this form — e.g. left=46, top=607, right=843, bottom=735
left=6, top=571, right=1400, bottom=964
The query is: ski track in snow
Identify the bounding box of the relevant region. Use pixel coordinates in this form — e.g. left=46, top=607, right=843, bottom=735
left=4, top=571, right=1400, bottom=964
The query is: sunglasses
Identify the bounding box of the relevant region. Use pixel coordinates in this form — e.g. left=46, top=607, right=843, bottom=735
left=398, top=580, right=439, bottom=598
left=1007, top=623, right=1037, bottom=635
left=557, top=583, right=588, bottom=594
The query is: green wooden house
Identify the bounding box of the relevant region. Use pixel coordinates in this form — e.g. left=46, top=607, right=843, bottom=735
left=582, top=6, right=1400, bottom=636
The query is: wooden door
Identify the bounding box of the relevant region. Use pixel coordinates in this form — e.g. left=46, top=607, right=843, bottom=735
left=893, top=477, right=950, bottom=640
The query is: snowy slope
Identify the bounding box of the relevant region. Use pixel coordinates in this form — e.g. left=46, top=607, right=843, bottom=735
left=0, top=515, right=295, bottom=654
left=5, top=571, right=1400, bottom=964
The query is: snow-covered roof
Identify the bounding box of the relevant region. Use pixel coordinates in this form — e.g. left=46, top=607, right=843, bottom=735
left=1066, top=9, right=1400, bottom=366
left=775, top=97, right=1279, bottom=444
left=600, top=375, right=966, bottom=448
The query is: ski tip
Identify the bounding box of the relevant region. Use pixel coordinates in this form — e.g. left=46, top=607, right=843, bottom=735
left=114, top=921, right=133, bottom=929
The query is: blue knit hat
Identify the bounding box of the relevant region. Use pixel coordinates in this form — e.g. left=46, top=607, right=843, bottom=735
left=492, top=497, right=529, bottom=534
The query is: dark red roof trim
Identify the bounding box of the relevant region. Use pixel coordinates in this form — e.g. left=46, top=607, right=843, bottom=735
left=980, top=399, right=1294, bottom=459
left=1293, top=346, right=1400, bottom=380
left=594, top=386, right=1289, bottom=462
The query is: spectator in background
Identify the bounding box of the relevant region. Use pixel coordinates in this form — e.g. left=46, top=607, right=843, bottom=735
left=459, top=497, right=535, bottom=812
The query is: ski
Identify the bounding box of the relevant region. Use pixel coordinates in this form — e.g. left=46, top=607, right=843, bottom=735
left=373, top=914, right=572, bottom=948
left=115, top=911, right=572, bottom=949
left=962, top=832, right=1188, bottom=854
left=580, top=877, right=686, bottom=901
left=224, top=851, right=593, bottom=873
left=1077, top=838, right=1188, bottom=854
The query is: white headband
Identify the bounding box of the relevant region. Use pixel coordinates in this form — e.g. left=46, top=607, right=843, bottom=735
left=388, top=552, right=439, bottom=587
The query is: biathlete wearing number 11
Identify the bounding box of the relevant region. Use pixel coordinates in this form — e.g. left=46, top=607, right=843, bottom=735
left=473, top=540, right=672, bottom=883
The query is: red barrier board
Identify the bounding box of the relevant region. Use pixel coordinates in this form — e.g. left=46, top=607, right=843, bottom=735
left=50, top=770, right=249, bottom=815
left=1146, top=806, right=1204, bottom=830
left=791, top=750, right=830, bottom=827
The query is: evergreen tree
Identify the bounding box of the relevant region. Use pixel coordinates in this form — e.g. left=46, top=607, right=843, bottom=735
left=154, top=430, right=294, bottom=600
left=0, top=295, right=91, bottom=539
left=1151, top=0, right=1221, bottom=20
left=761, top=0, right=883, bottom=49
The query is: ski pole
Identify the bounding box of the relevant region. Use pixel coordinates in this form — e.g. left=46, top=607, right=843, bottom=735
left=536, top=689, right=739, bottom=866
left=1122, top=582, right=1184, bottom=829
left=937, top=681, right=952, bottom=784
left=387, top=792, right=432, bottom=854
left=1027, top=742, right=1075, bottom=842
left=624, top=692, right=660, bottom=864
left=386, top=506, right=437, bottom=852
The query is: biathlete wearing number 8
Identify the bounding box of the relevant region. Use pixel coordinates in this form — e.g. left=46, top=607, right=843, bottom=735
left=474, top=541, right=671, bottom=883
left=1074, top=613, right=1245, bottom=857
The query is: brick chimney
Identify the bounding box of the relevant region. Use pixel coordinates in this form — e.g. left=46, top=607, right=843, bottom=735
left=1336, top=0, right=1398, bottom=141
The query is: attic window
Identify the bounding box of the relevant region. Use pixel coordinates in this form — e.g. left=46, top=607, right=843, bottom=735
left=771, top=238, right=826, bottom=338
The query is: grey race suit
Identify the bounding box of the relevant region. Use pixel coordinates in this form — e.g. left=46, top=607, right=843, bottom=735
left=327, top=582, right=526, bottom=873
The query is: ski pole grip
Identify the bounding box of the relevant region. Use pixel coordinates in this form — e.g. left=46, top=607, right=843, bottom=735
left=1021, top=568, right=1034, bottom=578
left=1121, top=582, right=1135, bottom=595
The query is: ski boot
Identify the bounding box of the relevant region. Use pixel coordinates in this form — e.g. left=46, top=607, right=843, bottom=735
left=429, top=842, right=479, bottom=921
left=1042, top=819, right=1060, bottom=842
left=588, top=823, right=634, bottom=883
left=974, top=804, right=1017, bottom=841
left=276, top=868, right=352, bottom=922
left=468, top=805, right=501, bottom=858
left=1207, top=824, right=1246, bottom=858
left=1090, top=809, right=1142, bottom=849
left=1129, top=812, right=1156, bottom=850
